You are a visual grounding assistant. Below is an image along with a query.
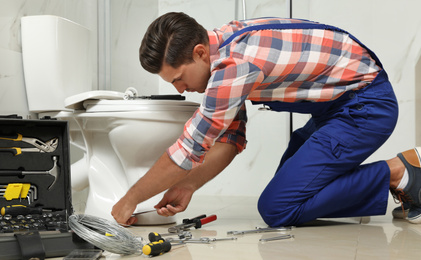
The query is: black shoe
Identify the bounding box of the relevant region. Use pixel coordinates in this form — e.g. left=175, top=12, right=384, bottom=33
left=390, top=147, right=421, bottom=223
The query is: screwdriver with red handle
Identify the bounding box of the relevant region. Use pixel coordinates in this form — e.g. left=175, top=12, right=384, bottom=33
left=168, top=214, right=217, bottom=233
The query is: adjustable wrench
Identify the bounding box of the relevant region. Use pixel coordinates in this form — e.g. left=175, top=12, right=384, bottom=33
left=0, top=133, right=58, bottom=155
left=227, top=226, right=292, bottom=235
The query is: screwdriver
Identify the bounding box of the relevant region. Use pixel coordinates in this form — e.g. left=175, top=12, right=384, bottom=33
left=1, top=205, right=43, bottom=216
left=142, top=241, right=172, bottom=256
left=148, top=232, right=165, bottom=242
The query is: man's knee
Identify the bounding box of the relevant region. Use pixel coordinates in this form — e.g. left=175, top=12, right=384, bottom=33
left=258, top=191, right=299, bottom=227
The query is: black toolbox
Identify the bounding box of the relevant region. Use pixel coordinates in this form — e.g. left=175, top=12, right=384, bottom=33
left=0, top=115, right=93, bottom=259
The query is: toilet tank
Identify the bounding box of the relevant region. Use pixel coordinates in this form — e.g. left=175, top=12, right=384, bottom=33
left=21, top=15, right=92, bottom=112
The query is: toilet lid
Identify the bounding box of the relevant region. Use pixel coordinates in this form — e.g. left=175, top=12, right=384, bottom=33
left=65, top=90, right=125, bottom=110
left=65, top=90, right=199, bottom=112
left=83, top=99, right=199, bottom=112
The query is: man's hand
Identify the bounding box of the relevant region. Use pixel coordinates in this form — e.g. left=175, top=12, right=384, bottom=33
left=110, top=142, right=237, bottom=224
left=155, top=184, right=194, bottom=216
left=110, top=152, right=189, bottom=225
left=111, top=196, right=138, bottom=226
left=155, top=142, right=238, bottom=217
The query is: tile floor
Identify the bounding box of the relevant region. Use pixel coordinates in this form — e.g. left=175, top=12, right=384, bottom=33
left=58, top=195, right=421, bottom=259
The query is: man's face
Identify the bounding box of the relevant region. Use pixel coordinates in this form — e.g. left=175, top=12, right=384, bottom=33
left=159, top=44, right=211, bottom=94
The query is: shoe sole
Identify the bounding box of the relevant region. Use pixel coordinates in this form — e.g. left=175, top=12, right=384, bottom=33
left=392, top=209, right=409, bottom=219
left=408, top=213, right=421, bottom=224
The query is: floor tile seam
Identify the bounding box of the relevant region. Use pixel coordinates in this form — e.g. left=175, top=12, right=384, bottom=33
left=353, top=222, right=364, bottom=260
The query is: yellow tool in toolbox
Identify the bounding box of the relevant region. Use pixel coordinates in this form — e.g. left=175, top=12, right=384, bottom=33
left=0, top=133, right=58, bottom=155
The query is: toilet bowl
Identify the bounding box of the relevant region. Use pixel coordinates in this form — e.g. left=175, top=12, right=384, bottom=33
left=42, top=97, right=198, bottom=224
left=21, top=15, right=199, bottom=224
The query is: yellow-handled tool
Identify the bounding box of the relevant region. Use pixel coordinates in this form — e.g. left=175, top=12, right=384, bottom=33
left=148, top=232, right=165, bottom=242
left=142, top=240, right=172, bottom=256
left=0, top=133, right=58, bottom=155
left=1, top=205, right=43, bottom=216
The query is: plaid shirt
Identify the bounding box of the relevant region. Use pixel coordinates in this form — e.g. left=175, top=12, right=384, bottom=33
left=167, top=18, right=381, bottom=170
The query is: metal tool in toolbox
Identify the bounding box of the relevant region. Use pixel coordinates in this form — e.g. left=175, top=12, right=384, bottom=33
left=0, top=183, right=37, bottom=204
left=0, top=209, right=68, bottom=234
left=1, top=205, right=44, bottom=216
left=0, top=156, right=59, bottom=190
left=167, top=214, right=217, bottom=233
left=0, top=133, right=58, bottom=155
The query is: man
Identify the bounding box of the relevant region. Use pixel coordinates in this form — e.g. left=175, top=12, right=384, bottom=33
left=111, top=12, right=421, bottom=227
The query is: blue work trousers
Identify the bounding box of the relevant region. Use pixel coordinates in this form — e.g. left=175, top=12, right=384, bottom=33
left=256, top=70, right=398, bottom=227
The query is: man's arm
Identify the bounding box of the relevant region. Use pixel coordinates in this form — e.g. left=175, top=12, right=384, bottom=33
left=155, top=142, right=238, bottom=216
left=111, top=142, right=238, bottom=225
left=111, top=152, right=190, bottom=225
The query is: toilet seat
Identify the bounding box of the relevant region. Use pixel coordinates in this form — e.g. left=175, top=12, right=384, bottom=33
left=64, top=90, right=126, bottom=110
left=64, top=90, right=199, bottom=113
left=83, top=99, right=199, bottom=113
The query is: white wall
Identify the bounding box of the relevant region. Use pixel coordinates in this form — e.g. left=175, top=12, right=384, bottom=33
left=293, top=0, right=421, bottom=161
left=109, top=0, right=159, bottom=95
left=0, top=0, right=98, bottom=116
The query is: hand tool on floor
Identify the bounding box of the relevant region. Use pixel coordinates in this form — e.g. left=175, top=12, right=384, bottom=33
left=169, top=237, right=238, bottom=244
left=227, top=226, right=293, bottom=235
left=0, top=156, right=59, bottom=190
left=142, top=240, right=176, bottom=256
left=259, top=234, right=294, bottom=242
left=168, top=214, right=217, bottom=233
left=144, top=233, right=186, bottom=256
left=149, top=231, right=236, bottom=245
left=149, top=231, right=192, bottom=242
left=0, top=133, right=58, bottom=155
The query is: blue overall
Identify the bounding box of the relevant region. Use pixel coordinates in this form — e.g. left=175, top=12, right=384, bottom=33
left=221, top=21, right=399, bottom=226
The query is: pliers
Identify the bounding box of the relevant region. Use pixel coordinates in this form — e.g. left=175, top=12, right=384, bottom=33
left=168, top=214, right=217, bottom=233
left=0, top=133, right=58, bottom=155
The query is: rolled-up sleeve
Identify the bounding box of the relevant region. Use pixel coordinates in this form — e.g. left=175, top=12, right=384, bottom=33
left=167, top=59, right=265, bottom=170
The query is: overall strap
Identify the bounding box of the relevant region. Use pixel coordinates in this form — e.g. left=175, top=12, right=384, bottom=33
left=219, top=21, right=383, bottom=68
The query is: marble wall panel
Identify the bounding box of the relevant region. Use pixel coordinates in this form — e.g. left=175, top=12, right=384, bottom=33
left=0, top=0, right=97, bottom=117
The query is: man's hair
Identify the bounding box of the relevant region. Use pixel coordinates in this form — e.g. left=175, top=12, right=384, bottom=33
left=139, top=12, right=209, bottom=74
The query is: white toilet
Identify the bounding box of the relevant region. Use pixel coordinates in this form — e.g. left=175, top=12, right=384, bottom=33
left=21, top=15, right=199, bottom=225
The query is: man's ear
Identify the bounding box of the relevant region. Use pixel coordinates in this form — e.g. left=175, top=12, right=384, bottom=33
left=193, top=44, right=208, bottom=61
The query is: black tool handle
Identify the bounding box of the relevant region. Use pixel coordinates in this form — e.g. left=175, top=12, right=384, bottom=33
left=150, top=95, right=185, bottom=100
left=0, top=133, right=21, bottom=141
left=1, top=205, right=43, bottom=216
left=0, top=169, right=24, bottom=176
left=182, top=214, right=206, bottom=224
left=195, top=214, right=217, bottom=229
left=142, top=241, right=172, bottom=256
left=0, top=147, right=21, bottom=156
left=148, top=232, right=165, bottom=242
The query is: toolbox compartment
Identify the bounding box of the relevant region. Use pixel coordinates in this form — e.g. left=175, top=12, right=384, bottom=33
left=0, top=116, right=93, bottom=259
